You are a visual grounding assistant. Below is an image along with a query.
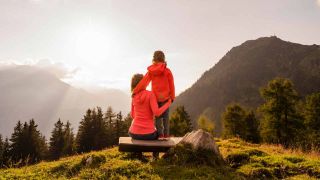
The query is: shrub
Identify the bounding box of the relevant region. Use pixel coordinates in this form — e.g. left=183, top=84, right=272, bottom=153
left=163, top=143, right=224, bottom=167
left=226, top=152, right=250, bottom=168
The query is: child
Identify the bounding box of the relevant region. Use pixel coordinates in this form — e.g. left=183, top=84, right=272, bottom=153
left=133, top=50, right=175, bottom=140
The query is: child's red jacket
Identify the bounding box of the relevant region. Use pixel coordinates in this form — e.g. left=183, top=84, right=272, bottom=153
left=133, top=62, right=175, bottom=103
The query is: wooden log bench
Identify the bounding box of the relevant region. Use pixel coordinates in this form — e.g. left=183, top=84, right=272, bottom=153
left=118, top=137, right=183, bottom=152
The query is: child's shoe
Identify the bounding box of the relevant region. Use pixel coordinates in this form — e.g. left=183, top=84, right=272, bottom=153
left=164, top=134, right=171, bottom=140
left=158, top=134, right=165, bottom=140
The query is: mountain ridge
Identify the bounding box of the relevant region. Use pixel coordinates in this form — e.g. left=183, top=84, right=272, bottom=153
left=0, top=65, right=130, bottom=137
left=173, top=36, right=320, bottom=135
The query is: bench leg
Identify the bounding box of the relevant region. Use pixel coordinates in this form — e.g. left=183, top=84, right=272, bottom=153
left=153, top=152, right=159, bottom=160
left=130, top=152, right=143, bottom=158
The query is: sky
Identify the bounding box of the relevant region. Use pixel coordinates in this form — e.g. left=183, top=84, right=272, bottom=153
left=0, top=0, right=320, bottom=95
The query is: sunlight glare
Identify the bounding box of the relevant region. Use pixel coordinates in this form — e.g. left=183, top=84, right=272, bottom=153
left=73, top=24, right=112, bottom=60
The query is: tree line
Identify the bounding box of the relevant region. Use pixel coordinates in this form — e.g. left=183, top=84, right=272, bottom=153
left=0, top=107, right=132, bottom=168
left=1, top=77, right=318, bottom=167
left=221, top=77, right=320, bottom=151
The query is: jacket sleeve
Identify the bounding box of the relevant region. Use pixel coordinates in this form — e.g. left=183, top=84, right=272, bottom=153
left=150, top=92, right=171, bottom=117
left=167, top=69, right=175, bottom=101
left=133, top=72, right=151, bottom=95
left=130, top=101, right=135, bottom=119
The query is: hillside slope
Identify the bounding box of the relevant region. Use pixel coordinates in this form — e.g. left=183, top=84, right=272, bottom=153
left=173, top=36, right=320, bottom=134
left=0, top=138, right=319, bottom=179
left=0, top=65, right=130, bottom=137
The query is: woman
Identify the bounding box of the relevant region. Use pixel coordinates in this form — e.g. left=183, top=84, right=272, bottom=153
left=129, top=74, right=171, bottom=140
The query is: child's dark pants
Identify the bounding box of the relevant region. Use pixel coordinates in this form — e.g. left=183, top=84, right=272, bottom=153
left=155, top=101, right=170, bottom=136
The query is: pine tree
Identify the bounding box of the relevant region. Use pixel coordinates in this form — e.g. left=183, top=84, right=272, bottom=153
left=104, top=107, right=116, bottom=145
left=2, top=138, right=10, bottom=168
left=77, top=107, right=109, bottom=152
left=9, top=121, right=23, bottom=162
left=115, top=112, right=122, bottom=140
left=49, top=119, right=65, bottom=160
left=170, top=106, right=193, bottom=136
left=63, top=121, right=76, bottom=156
left=0, top=135, right=3, bottom=167
left=222, top=104, right=246, bottom=138
left=10, top=119, right=47, bottom=165
left=77, top=109, right=93, bottom=153
left=105, top=106, right=116, bottom=128
left=122, top=113, right=132, bottom=136
left=259, top=78, right=303, bottom=148
left=243, top=110, right=260, bottom=143
left=222, top=104, right=260, bottom=143
left=197, top=115, right=215, bottom=136
left=92, top=107, right=108, bottom=150
left=303, top=92, right=320, bottom=150
left=26, top=119, right=48, bottom=163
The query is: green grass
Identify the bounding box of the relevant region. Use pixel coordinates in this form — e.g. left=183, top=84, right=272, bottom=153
left=0, top=138, right=319, bottom=179
left=218, top=138, right=320, bottom=179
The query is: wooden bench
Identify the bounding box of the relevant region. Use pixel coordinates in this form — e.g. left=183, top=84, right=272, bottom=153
left=118, top=137, right=183, bottom=152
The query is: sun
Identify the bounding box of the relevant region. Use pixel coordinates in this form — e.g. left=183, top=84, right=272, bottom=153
left=73, top=25, right=112, bottom=60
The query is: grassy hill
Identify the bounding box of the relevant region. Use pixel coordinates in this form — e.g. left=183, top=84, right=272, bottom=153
left=0, top=138, right=319, bottom=179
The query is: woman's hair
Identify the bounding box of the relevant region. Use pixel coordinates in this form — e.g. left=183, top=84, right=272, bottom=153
left=152, top=50, right=165, bottom=63
left=131, top=74, right=144, bottom=92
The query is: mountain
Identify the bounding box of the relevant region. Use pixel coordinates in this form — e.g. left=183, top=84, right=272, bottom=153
left=0, top=65, right=130, bottom=137
left=173, top=36, right=320, bottom=135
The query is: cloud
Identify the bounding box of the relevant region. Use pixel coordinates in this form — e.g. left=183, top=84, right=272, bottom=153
left=35, top=59, right=78, bottom=79
left=317, top=0, right=320, bottom=7
left=0, top=59, right=78, bottom=79
left=0, top=60, right=19, bottom=70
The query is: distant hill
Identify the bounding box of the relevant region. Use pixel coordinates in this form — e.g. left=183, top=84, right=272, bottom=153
left=173, top=36, right=320, bottom=135
left=0, top=65, right=130, bottom=137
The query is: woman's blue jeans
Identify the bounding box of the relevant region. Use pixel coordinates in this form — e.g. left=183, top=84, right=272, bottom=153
left=128, top=131, right=158, bottom=140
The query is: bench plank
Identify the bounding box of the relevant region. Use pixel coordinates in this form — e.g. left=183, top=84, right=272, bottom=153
left=118, top=137, right=182, bottom=152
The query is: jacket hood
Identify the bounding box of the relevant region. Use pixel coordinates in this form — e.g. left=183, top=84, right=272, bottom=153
left=147, top=62, right=166, bottom=76
left=134, top=90, right=148, bottom=104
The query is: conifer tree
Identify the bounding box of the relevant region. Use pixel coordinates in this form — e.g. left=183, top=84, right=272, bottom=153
left=63, top=121, right=76, bottom=156
left=222, top=104, right=246, bottom=138
left=2, top=138, right=10, bottom=168
left=25, top=119, right=48, bottom=163
left=104, top=106, right=116, bottom=145
left=114, top=112, right=131, bottom=138
left=222, top=104, right=260, bottom=142
left=9, top=121, right=23, bottom=162
left=77, top=107, right=109, bottom=152
left=197, top=115, right=215, bottom=136
left=243, top=110, right=260, bottom=143
left=10, top=119, right=47, bottom=164
left=0, top=135, right=3, bottom=167
left=122, top=113, right=132, bottom=136
left=49, top=119, right=65, bottom=160
left=92, top=107, right=108, bottom=150
left=77, top=109, right=93, bottom=152
left=259, top=78, right=302, bottom=148
left=115, top=112, right=122, bottom=140
left=303, top=92, right=320, bottom=150
left=170, top=106, right=193, bottom=136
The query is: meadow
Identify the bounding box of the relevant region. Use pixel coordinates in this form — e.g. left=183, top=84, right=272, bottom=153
left=0, top=138, right=319, bottom=180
